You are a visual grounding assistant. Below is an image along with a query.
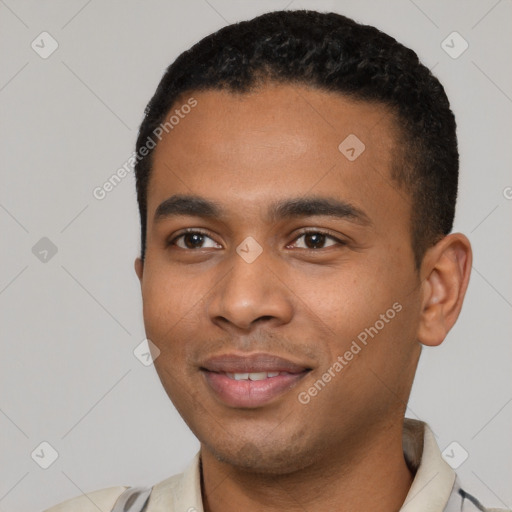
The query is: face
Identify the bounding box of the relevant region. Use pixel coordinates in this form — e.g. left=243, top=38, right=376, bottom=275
left=135, top=84, right=424, bottom=474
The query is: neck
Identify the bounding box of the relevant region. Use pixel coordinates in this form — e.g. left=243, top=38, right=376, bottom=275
left=200, top=420, right=415, bottom=512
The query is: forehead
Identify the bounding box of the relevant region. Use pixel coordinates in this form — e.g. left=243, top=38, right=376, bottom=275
left=147, top=84, right=407, bottom=228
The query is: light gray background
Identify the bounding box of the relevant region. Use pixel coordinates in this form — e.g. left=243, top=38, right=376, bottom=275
left=1, top=1, right=511, bottom=510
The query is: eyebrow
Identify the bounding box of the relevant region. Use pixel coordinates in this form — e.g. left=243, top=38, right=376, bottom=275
left=153, top=194, right=372, bottom=226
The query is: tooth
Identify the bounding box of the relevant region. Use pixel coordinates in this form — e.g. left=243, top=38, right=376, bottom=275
left=267, top=372, right=279, bottom=378
left=248, top=372, right=268, bottom=381
left=226, top=373, right=235, bottom=379
left=234, top=373, right=249, bottom=380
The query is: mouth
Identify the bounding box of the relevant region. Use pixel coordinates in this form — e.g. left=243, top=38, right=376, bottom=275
left=200, top=353, right=312, bottom=408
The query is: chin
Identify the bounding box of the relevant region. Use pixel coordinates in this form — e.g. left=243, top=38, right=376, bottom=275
left=205, top=437, right=317, bottom=476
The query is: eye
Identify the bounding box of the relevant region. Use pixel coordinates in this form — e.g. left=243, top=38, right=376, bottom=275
left=289, top=230, right=345, bottom=250
left=167, top=229, right=346, bottom=251
left=168, top=229, right=221, bottom=250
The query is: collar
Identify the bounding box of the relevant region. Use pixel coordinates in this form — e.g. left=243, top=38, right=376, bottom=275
left=401, top=418, right=456, bottom=511
left=150, top=418, right=456, bottom=512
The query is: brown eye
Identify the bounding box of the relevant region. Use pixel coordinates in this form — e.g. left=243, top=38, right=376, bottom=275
left=291, top=231, right=344, bottom=250
left=181, top=233, right=205, bottom=249
left=169, top=230, right=221, bottom=250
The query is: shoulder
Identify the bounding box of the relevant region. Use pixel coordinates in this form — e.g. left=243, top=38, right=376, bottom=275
left=42, top=453, right=200, bottom=512
left=43, top=486, right=128, bottom=512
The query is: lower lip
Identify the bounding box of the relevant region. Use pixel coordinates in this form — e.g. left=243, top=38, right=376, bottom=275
left=202, top=371, right=308, bottom=408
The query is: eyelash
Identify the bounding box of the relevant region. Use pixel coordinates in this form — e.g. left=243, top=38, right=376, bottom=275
left=167, top=228, right=346, bottom=250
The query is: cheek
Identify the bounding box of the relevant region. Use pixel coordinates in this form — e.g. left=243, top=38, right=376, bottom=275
left=141, top=262, right=201, bottom=334
left=295, top=264, right=388, bottom=335
left=297, top=254, right=417, bottom=369
left=140, top=263, right=217, bottom=386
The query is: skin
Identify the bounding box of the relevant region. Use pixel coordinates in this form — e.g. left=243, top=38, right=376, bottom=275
left=134, top=83, right=472, bottom=512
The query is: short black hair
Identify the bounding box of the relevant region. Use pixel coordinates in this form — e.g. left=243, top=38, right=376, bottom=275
left=134, top=9, right=458, bottom=268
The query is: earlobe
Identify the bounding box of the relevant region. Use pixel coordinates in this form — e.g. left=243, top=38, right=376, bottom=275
left=134, top=257, right=144, bottom=282
left=417, top=233, right=472, bottom=347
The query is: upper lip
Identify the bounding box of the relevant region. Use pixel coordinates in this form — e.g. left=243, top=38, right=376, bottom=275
left=201, top=353, right=311, bottom=374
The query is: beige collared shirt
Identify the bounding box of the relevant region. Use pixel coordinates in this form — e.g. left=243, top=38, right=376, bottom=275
left=44, top=418, right=509, bottom=512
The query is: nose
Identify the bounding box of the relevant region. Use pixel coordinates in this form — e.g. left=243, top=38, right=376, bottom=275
left=207, top=247, right=294, bottom=332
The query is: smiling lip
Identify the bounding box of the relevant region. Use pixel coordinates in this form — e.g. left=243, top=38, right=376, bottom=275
left=201, top=353, right=311, bottom=408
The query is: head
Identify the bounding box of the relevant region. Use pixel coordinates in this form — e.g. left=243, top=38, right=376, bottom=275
left=133, top=10, right=471, bottom=474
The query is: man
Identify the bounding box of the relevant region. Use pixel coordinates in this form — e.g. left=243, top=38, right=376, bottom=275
left=45, top=9, right=508, bottom=512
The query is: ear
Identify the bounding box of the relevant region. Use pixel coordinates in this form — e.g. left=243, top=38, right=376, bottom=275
left=134, top=257, right=144, bottom=283
left=417, top=233, right=472, bottom=347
